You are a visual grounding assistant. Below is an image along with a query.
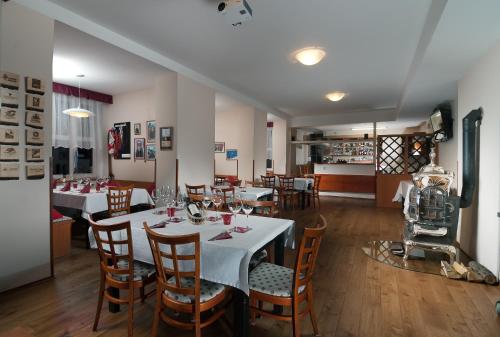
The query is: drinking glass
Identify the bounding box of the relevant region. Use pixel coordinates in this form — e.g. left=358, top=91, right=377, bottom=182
left=228, top=197, right=241, bottom=226
left=242, top=201, right=253, bottom=228
left=202, top=192, right=212, bottom=211
left=176, top=192, right=186, bottom=210
left=212, top=189, right=223, bottom=220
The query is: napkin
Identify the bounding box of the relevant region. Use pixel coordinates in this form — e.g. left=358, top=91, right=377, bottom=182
left=232, top=226, right=252, bottom=233
left=169, top=217, right=185, bottom=223
left=80, top=183, right=91, bottom=194
left=60, top=181, right=71, bottom=192
left=51, top=179, right=58, bottom=190
left=149, top=221, right=167, bottom=229
left=208, top=231, right=233, bottom=241
left=51, top=208, right=64, bottom=220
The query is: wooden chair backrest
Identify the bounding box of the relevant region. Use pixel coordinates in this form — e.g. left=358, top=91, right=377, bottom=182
left=261, top=175, right=276, bottom=188
left=312, top=175, right=321, bottom=192
left=214, top=176, right=226, bottom=186
left=211, top=185, right=235, bottom=205
left=298, top=164, right=311, bottom=177
left=185, top=184, right=206, bottom=196
left=188, top=193, right=205, bottom=202
left=293, top=215, right=327, bottom=296
left=279, top=176, right=295, bottom=191
left=246, top=179, right=264, bottom=187
left=243, top=200, right=279, bottom=218
left=144, top=224, right=201, bottom=307
left=90, top=218, right=134, bottom=284
left=107, top=185, right=133, bottom=217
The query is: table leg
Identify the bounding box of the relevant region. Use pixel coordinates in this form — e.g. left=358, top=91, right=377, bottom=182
left=234, top=289, right=250, bottom=337
left=273, top=233, right=285, bottom=314
left=300, top=190, right=306, bottom=209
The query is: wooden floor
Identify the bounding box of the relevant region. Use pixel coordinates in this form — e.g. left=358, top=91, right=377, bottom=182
left=1, top=197, right=499, bottom=337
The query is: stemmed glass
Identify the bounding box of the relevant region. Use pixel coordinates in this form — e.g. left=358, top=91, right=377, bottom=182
left=202, top=191, right=212, bottom=212
left=227, top=197, right=241, bottom=227
left=242, top=201, right=253, bottom=229
left=212, top=189, right=223, bottom=220
left=176, top=192, right=186, bottom=210
left=151, top=188, right=161, bottom=213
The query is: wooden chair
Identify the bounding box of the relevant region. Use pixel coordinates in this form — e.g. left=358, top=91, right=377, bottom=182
left=90, top=219, right=156, bottom=337
left=305, top=175, right=322, bottom=208
left=188, top=193, right=205, bottom=203
left=185, top=184, right=206, bottom=196
left=261, top=175, right=280, bottom=203
left=107, top=185, right=133, bottom=218
left=211, top=185, right=235, bottom=209
left=277, top=176, right=299, bottom=209
left=249, top=216, right=328, bottom=337
left=143, top=224, right=231, bottom=337
left=246, top=179, right=264, bottom=187
left=214, top=176, right=226, bottom=186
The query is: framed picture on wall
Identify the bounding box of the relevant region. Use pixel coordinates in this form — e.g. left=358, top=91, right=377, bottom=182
left=134, top=123, right=141, bottom=135
left=226, top=149, right=238, bottom=160
left=25, top=77, right=45, bottom=95
left=25, top=110, right=44, bottom=129
left=0, top=163, right=20, bottom=180
left=215, top=142, right=225, bottom=153
left=146, top=144, right=156, bottom=161
left=146, top=120, right=156, bottom=143
left=160, top=126, right=173, bottom=150
left=134, top=138, right=145, bottom=161
left=25, top=94, right=44, bottom=111
left=113, top=122, right=131, bottom=159
left=0, top=107, right=19, bottom=126
left=0, top=72, right=20, bottom=89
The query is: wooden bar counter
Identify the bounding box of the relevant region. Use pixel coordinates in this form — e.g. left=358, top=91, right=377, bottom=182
left=314, top=163, right=376, bottom=193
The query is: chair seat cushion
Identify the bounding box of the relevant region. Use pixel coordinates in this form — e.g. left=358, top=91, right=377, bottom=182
left=165, top=277, right=226, bottom=304
left=113, top=260, right=156, bottom=282
left=249, top=249, right=268, bottom=270
left=249, top=262, right=305, bottom=297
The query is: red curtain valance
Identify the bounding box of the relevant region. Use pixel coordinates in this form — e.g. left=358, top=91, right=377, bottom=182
left=53, top=82, right=113, bottom=104
left=267, top=121, right=274, bottom=127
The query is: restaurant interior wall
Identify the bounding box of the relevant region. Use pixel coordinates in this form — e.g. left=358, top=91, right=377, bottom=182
left=270, top=116, right=287, bottom=175
left=0, top=2, right=54, bottom=291
left=457, top=39, right=500, bottom=276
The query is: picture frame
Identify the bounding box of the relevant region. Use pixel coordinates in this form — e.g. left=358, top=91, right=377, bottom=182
left=25, top=110, right=44, bottom=129
left=0, top=107, right=19, bottom=126
left=112, top=122, right=131, bottom=159
left=0, top=88, right=19, bottom=107
left=0, top=163, right=19, bottom=180
left=146, top=144, right=156, bottom=161
left=0, top=72, right=20, bottom=89
left=26, top=128, right=44, bottom=146
left=0, top=127, right=19, bottom=145
left=26, top=164, right=45, bottom=180
left=226, top=149, right=238, bottom=160
left=146, top=120, right=156, bottom=143
left=134, top=123, right=141, bottom=135
left=134, top=138, right=145, bottom=161
left=215, top=142, right=225, bottom=153
left=159, top=126, right=173, bottom=150
left=26, top=94, right=44, bottom=111
left=26, top=148, right=44, bottom=162
left=0, top=145, right=19, bottom=162
left=25, top=77, right=45, bottom=95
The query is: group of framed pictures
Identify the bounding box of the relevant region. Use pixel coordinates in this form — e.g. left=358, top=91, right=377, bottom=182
left=215, top=141, right=238, bottom=160
left=132, top=120, right=173, bottom=162
left=0, top=71, right=45, bottom=180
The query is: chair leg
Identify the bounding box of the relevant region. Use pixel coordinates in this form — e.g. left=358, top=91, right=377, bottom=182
left=151, top=288, right=162, bottom=337
left=250, top=297, right=257, bottom=324
left=128, top=287, right=134, bottom=337
left=140, top=286, right=145, bottom=303
left=292, top=297, right=301, bottom=337
left=93, top=271, right=105, bottom=331
left=307, top=286, right=320, bottom=336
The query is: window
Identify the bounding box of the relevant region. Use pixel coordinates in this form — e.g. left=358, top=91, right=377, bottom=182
left=52, top=147, right=69, bottom=175
left=266, top=124, right=273, bottom=169
left=74, top=148, right=93, bottom=173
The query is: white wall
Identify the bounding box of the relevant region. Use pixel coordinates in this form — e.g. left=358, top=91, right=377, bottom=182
left=177, top=75, right=215, bottom=188
left=457, top=40, right=500, bottom=276
left=437, top=100, right=459, bottom=191
left=103, top=87, right=155, bottom=181
left=0, top=2, right=54, bottom=291
left=253, top=109, right=267, bottom=178
left=271, top=117, right=287, bottom=174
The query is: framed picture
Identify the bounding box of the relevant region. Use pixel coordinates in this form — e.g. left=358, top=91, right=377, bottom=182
left=0, top=163, right=19, bottom=180
left=160, top=126, right=173, bottom=150
left=26, top=128, right=44, bottom=146
left=25, top=77, right=45, bottom=95
left=146, top=144, right=156, bottom=161
left=25, top=94, right=44, bottom=111
left=112, top=122, right=131, bottom=159
left=0, top=72, right=20, bottom=89
left=226, top=149, right=238, bottom=160
left=26, top=148, right=44, bottom=162
left=146, top=120, right=156, bottom=143
left=25, top=110, right=44, bottom=129
left=0, top=145, right=19, bottom=161
left=134, top=123, right=141, bottom=135
left=26, top=164, right=45, bottom=180
left=134, top=138, right=145, bottom=161
left=0, top=88, right=19, bottom=107
left=0, top=127, right=19, bottom=145
left=0, top=107, right=18, bottom=126
left=215, top=142, right=225, bottom=153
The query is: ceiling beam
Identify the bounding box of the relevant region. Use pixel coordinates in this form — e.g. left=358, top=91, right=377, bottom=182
left=13, top=0, right=290, bottom=120
left=289, top=108, right=395, bottom=128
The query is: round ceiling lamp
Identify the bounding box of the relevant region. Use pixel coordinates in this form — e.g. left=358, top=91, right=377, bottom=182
left=293, top=47, right=326, bottom=66
left=62, top=74, right=94, bottom=118
left=326, top=91, right=347, bottom=102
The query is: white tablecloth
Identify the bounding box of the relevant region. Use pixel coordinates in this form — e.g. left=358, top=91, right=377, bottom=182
left=276, top=177, right=313, bottom=191
left=238, top=187, right=273, bottom=200
left=89, top=208, right=295, bottom=295
left=392, top=180, right=414, bottom=202
left=53, top=187, right=153, bottom=219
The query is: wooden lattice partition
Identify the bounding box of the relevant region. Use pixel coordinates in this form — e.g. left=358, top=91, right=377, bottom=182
left=376, top=133, right=435, bottom=207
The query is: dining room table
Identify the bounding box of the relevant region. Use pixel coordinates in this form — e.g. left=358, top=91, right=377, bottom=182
left=88, top=207, right=295, bottom=337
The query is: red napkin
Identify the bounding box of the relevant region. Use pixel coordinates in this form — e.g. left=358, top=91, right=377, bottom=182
left=209, top=231, right=233, bottom=241
left=51, top=208, right=64, bottom=220
left=169, top=217, right=185, bottom=223
left=51, top=179, right=58, bottom=190
left=80, top=183, right=91, bottom=194
left=149, top=221, right=167, bottom=229
left=233, top=226, right=252, bottom=233
left=107, top=181, right=119, bottom=187
left=60, top=181, right=71, bottom=192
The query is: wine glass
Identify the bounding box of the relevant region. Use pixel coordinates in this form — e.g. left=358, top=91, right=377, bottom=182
left=151, top=188, right=161, bottom=213
left=176, top=192, right=186, bottom=210
left=202, top=191, right=212, bottom=211
left=227, top=197, right=241, bottom=227
left=212, top=189, right=223, bottom=220
left=242, top=201, right=253, bottom=228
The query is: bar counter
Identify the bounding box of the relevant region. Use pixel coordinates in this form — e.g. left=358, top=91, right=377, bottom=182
left=314, top=163, right=376, bottom=193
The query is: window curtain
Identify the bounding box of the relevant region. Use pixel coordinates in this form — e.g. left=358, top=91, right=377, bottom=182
left=52, top=93, right=107, bottom=176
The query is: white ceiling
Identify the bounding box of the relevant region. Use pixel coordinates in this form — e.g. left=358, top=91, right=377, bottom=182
left=37, top=0, right=500, bottom=124
left=53, top=22, right=168, bottom=95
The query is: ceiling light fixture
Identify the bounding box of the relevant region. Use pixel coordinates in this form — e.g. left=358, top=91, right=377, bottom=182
left=63, top=74, right=94, bottom=118
left=351, top=126, right=387, bottom=131
left=326, top=91, right=347, bottom=102
left=293, top=47, right=326, bottom=66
